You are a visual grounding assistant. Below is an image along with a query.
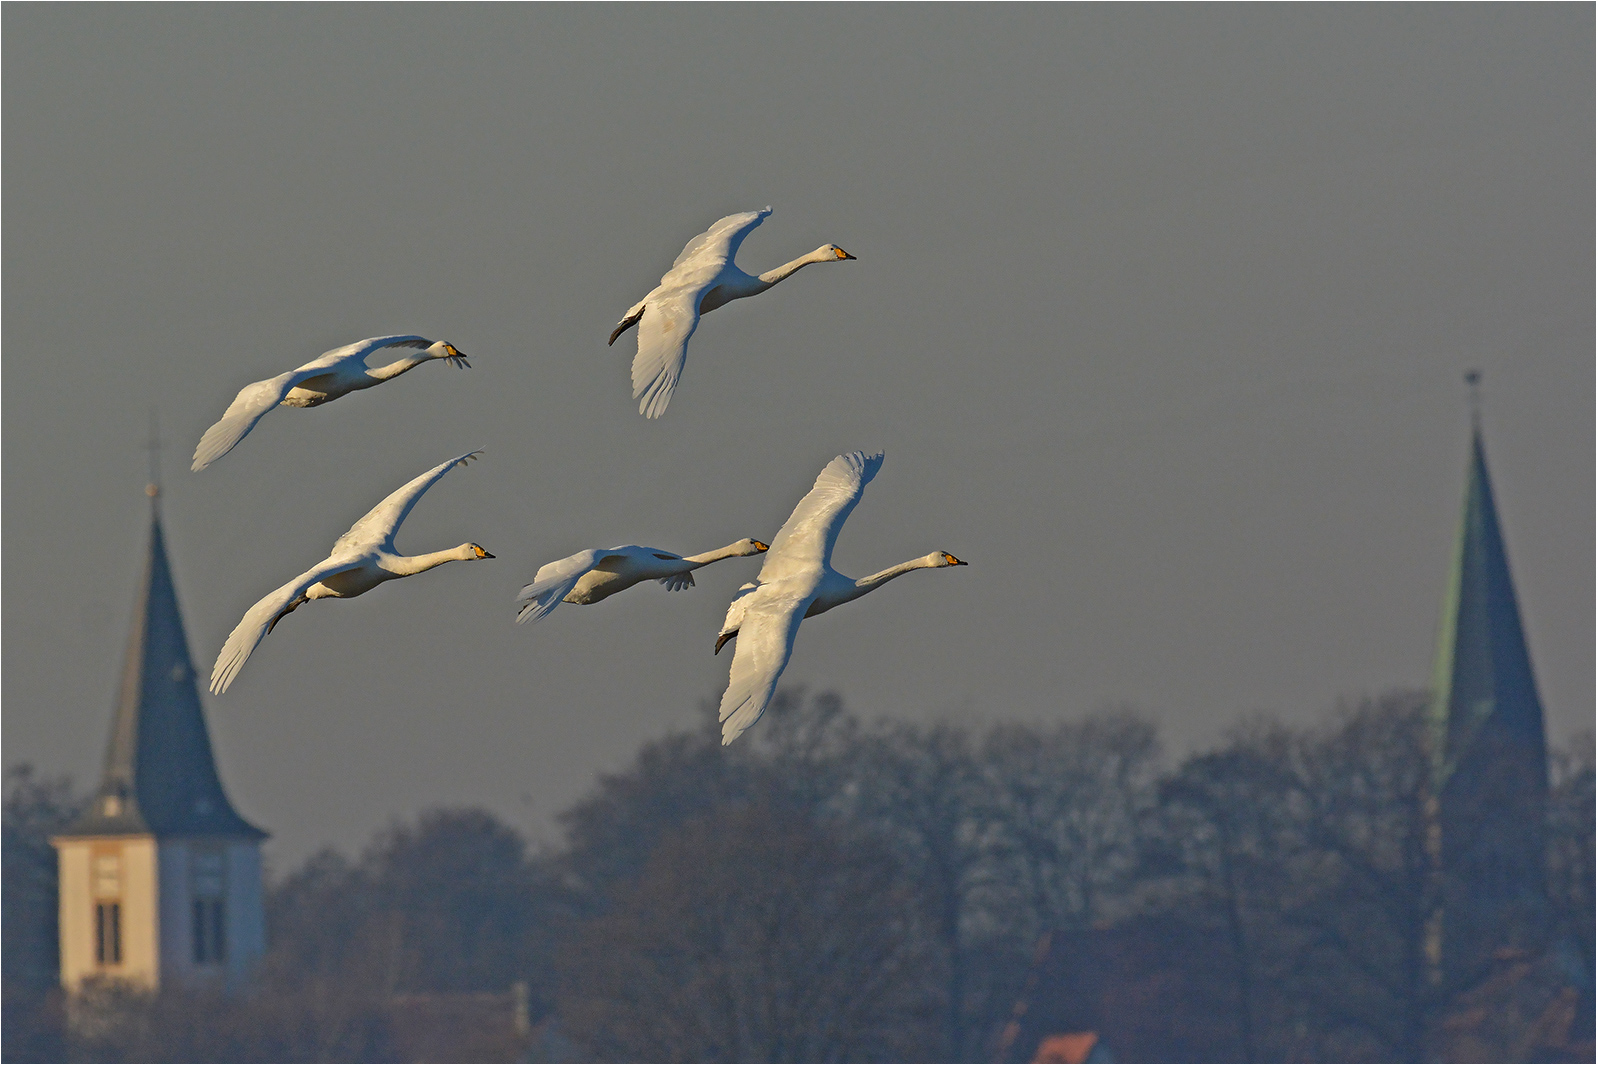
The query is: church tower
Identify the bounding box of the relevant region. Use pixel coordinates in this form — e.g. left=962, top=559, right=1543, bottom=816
left=51, top=487, right=267, bottom=993
left=1425, top=385, right=1551, bottom=992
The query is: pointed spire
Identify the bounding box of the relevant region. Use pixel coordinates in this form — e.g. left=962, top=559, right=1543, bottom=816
left=60, top=503, right=264, bottom=840
left=1428, top=378, right=1548, bottom=789
left=1426, top=377, right=1549, bottom=982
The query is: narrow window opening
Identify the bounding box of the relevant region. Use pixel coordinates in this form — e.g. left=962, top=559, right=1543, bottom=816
left=95, top=902, right=122, bottom=965
left=191, top=898, right=228, bottom=964
left=191, top=851, right=228, bottom=965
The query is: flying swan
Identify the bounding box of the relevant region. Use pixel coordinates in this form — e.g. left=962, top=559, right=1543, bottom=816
left=608, top=208, right=855, bottom=418
left=192, top=335, right=470, bottom=471
left=210, top=451, right=494, bottom=694
left=713, top=451, right=966, bottom=745
left=514, top=539, right=769, bottom=625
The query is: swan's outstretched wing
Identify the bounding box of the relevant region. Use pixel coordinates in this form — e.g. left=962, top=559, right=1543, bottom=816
left=210, top=557, right=364, bottom=694
left=192, top=368, right=323, bottom=471
left=759, top=451, right=885, bottom=582
left=717, top=584, right=808, bottom=745
left=669, top=208, right=772, bottom=271
left=628, top=209, right=772, bottom=418
left=514, top=548, right=612, bottom=624
left=631, top=291, right=701, bottom=418
left=332, top=451, right=482, bottom=555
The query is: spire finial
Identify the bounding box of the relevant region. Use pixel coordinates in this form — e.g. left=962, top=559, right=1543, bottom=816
left=146, top=409, right=162, bottom=504
left=1464, top=369, right=1482, bottom=433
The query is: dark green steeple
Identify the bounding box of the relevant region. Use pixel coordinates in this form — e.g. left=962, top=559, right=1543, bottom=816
left=1426, top=413, right=1549, bottom=986
left=59, top=496, right=264, bottom=841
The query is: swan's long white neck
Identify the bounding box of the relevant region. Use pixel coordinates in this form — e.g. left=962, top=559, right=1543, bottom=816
left=390, top=543, right=480, bottom=576
left=755, top=246, right=843, bottom=289
left=365, top=355, right=432, bottom=383
left=834, top=553, right=949, bottom=606
left=682, top=540, right=762, bottom=567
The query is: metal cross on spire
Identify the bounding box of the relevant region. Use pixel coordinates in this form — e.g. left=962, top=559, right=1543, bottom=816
left=146, top=408, right=163, bottom=504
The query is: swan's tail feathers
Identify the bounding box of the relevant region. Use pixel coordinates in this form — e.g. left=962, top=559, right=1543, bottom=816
left=659, top=572, right=695, bottom=593
left=714, top=581, right=758, bottom=655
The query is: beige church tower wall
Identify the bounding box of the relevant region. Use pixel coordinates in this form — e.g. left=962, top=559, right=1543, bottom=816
left=55, top=836, right=161, bottom=992
left=52, top=496, right=268, bottom=996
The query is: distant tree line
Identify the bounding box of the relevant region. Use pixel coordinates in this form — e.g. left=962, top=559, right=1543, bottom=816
left=3, top=690, right=1592, bottom=1062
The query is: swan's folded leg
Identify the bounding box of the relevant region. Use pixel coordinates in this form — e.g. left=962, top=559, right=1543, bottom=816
left=608, top=303, right=645, bottom=346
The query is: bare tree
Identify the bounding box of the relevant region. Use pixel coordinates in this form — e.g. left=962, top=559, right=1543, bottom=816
left=558, top=804, right=941, bottom=1062
left=1154, top=739, right=1296, bottom=1063
left=981, top=708, right=1161, bottom=940
left=558, top=689, right=860, bottom=911
left=851, top=721, right=1001, bottom=1060
left=1269, top=692, right=1438, bottom=1062
left=267, top=807, right=564, bottom=1009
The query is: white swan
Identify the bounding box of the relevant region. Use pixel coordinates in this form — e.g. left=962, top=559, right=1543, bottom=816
left=608, top=208, right=855, bottom=418
left=210, top=451, right=493, bottom=694
left=514, top=539, right=769, bottom=625
left=192, top=335, right=469, bottom=470
left=713, top=452, right=967, bottom=745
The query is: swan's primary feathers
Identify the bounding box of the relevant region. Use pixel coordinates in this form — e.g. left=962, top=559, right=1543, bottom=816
left=209, top=451, right=493, bottom=694
left=714, top=452, right=966, bottom=745
left=192, top=335, right=469, bottom=470
left=514, top=538, right=768, bottom=625
left=609, top=208, right=855, bottom=418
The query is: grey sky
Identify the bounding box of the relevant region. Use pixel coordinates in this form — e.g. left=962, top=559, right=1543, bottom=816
left=5, top=6, right=1591, bottom=868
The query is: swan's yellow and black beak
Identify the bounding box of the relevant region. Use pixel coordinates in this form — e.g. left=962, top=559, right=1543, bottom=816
left=445, top=344, right=463, bottom=358
left=835, top=248, right=856, bottom=260
left=942, top=553, right=967, bottom=566
left=474, top=545, right=496, bottom=559
left=753, top=540, right=770, bottom=552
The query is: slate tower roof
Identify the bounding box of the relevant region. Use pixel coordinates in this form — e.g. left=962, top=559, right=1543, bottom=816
left=1427, top=417, right=1549, bottom=983
left=59, top=496, right=265, bottom=840
left=1428, top=425, right=1550, bottom=797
